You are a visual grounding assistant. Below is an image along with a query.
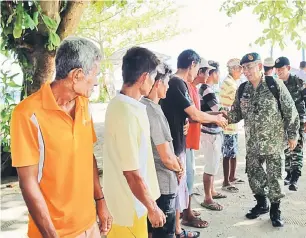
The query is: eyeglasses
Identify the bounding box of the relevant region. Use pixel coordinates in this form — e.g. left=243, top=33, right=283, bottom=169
left=242, top=63, right=258, bottom=71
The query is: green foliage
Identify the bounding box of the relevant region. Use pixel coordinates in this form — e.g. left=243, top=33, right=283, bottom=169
left=78, top=0, right=179, bottom=58
left=220, top=0, right=306, bottom=50
left=0, top=61, right=22, bottom=152
left=1, top=1, right=62, bottom=53
left=78, top=0, right=181, bottom=102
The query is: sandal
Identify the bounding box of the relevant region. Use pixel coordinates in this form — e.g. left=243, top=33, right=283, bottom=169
left=212, top=192, right=227, bottom=199
left=200, top=201, right=223, bottom=211
left=222, top=185, right=239, bottom=193
left=231, top=178, right=245, bottom=184
left=179, top=210, right=201, bottom=219
left=181, top=217, right=209, bottom=228
left=176, top=228, right=200, bottom=238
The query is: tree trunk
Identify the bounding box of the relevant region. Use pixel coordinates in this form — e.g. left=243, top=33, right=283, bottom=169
left=20, top=49, right=55, bottom=99
left=19, top=1, right=88, bottom=98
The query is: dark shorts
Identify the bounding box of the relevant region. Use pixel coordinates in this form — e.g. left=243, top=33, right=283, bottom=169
left=222, top=134, right=238, bottom=159
left=147, top=194, right=176, bottom=238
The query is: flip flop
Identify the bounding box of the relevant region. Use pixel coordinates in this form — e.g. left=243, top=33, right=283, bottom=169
left=176, top=228, right=200, bottom=238
left=222, top=185, right=239, bottom=193
left=200, top=201, right=223, bottom=211
left=231, top=178, right=245, bottom=184
left=181, top=217, right=209, bottom=228
left=212, top=192, right=227, bottom=199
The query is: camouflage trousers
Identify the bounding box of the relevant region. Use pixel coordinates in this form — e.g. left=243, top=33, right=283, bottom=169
left=246, top=153, right=285, bottom=203
left=285, top=129, right=304, bottom=175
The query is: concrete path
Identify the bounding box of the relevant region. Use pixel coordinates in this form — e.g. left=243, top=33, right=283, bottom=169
left=1, top=103, right=306, bottom=238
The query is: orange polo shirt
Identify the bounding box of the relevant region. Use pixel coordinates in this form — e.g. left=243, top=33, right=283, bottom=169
left=10, top=83, right=97, bottom=238
left=186, top=82, right=201, bottom=150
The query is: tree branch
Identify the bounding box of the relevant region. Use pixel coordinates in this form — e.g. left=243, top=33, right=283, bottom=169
left=92, top=3, right=134, bottom=24
left=38, top=0, right=60, bottom=35
left=57, top=1, right=89, bottom=40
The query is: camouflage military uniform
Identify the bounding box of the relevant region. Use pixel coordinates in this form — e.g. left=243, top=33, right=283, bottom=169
left=228, top=78, right=299, bottom=202
left=283, top=75, right=305, bottom=175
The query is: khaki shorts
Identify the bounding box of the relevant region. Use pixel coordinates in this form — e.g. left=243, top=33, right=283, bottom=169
left=201, top=133, right=222, bottom=176
left=76, top=222, right=100, bottom=238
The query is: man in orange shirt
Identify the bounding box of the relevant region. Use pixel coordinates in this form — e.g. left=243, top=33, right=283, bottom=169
left=183, top=58, right=215, bottom=225
left=10, top=37, right=112, bottom=238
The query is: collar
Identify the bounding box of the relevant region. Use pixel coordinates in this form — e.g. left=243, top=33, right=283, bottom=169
left=42, top=82, right=83, bottom=110
left=141, top=97, right=160, bottom=109
left=226, top=74, right=237, bottom=85
left=116, top=93, right=146, bottom=110
left=42, top=83, right=62, bottom=110
left=283, top=74, right=293, bottom=85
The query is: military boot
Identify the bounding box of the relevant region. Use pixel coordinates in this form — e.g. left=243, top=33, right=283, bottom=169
left=284, top=171, right=291, bottom=186
left=270, top=201, right=284, bottom=227
left=246, top=194, right=269, bottom=219
left=289, top=170, right=300, bottom=191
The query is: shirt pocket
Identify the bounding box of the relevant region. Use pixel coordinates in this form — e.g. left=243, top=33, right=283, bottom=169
left=240, top=98, right=250, bottom=117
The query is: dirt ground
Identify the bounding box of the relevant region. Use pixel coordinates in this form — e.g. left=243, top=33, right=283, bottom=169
left=1, top=103, right=306, bottom=238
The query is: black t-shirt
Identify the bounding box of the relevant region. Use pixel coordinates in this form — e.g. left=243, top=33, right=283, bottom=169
left=160, top=76, right=193, bottom=156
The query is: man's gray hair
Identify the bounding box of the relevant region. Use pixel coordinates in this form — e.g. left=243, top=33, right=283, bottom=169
left=55, top=37, right=102, bottom=79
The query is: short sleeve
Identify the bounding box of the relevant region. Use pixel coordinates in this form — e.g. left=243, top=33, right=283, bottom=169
left=168, top=78, right=193, bottom=110
left=114, top=113, right=140, bottom=171
left=201, top=86, right=219, bottom=112
left=10, top=110, right=40, bottom=167
left=149, top=115, right=168, bottom=146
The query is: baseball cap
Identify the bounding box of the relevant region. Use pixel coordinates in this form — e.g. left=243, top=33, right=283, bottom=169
left=263, top=57, right=275, bottom=67
left=199, top=58, right=215, bottom=69
left=227, top=58, right=241, bottom=68
left=240, top=53, right=261, bottom=65
left=300, top=61, right=306, bottom=68
left=275, top=57, right=290, bottom=68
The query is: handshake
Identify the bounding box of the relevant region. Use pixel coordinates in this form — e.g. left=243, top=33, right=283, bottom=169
left=215, top=110, right=228, bottom=129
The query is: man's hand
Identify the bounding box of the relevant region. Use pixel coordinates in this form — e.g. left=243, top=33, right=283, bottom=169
left=183, top=121, right=189, bottom=135
left=176, top=158, right=184, bottom=184
left=148, top=203, right=166, bottom=228
left=288, top=139, right=297, bottom=151
left=176, top=169, right=184, bottom=184
left=220, top=110, right=228, bottom=119
left=96, top=199, right=113, bottom=235
left=215, top=114, right=228, bottom=128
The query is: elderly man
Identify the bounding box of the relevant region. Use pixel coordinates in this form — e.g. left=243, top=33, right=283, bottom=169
left=219, top=58, right=244, bottom=193
left=228, top=53, right=299, bottom=227
left=10, top=37, right=112, bottom=237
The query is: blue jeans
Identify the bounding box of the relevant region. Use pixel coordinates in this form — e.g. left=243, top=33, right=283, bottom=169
left=186, top=148, right=195, bottom=195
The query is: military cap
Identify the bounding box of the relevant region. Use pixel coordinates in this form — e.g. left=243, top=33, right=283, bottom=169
left=240, top=53, right=261, bottom=65
left=275, top=57, right=290, bottom=68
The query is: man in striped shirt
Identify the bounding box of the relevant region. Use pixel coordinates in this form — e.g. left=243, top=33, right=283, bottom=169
left=219, top=59, right=244, bottom=193
left=199, top=61, right=226, bottom=211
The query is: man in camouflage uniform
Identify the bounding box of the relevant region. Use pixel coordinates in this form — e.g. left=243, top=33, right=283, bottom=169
left=275, top=57, right=305, bottom=191
left=228, top=53, right=299, bottom=228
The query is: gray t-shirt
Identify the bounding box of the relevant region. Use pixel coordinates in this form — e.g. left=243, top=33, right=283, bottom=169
left=141, top=97, right=178, bottom=195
